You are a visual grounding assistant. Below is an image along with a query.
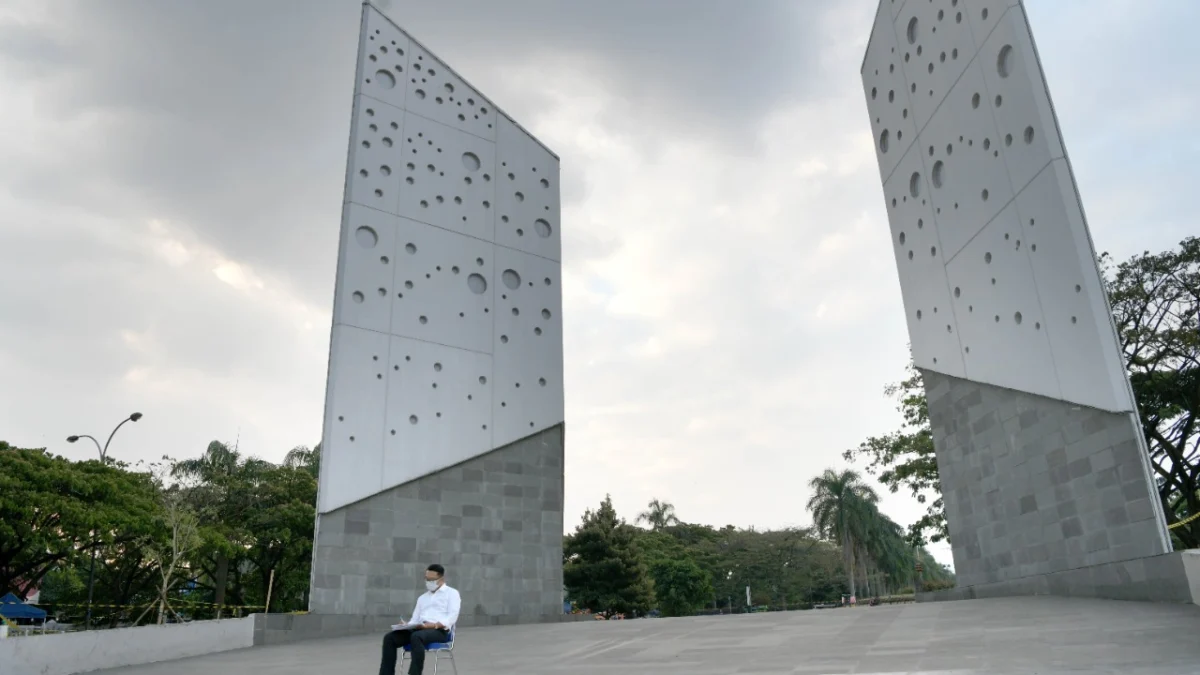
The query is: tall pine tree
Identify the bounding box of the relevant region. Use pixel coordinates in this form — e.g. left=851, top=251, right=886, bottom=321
left=563, top=495, right=653, bottom=616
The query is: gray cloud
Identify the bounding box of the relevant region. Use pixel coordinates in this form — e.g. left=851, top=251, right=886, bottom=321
left=0, top=0, right=832, bottom=303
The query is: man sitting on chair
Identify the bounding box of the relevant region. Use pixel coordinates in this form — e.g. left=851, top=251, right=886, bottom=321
left=379, top=563, right=461, bottom=675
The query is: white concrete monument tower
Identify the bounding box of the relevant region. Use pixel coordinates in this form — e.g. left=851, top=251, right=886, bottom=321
left=861, top=0, right=1175, bottom=597
left=309, top=2, right=565, bottom=625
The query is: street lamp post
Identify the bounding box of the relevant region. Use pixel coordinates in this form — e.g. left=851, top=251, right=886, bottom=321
left=67, top=412, right=143, bottom=630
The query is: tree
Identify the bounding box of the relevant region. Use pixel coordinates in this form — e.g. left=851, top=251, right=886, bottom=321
left=283, top=444, right=320, bottom=481
left=636, top=498, right=681, bottom=530
left=857, top=510, right=914, bottom=596
left=169, top=441, right=319, bottom=615
left=136, top=486, right=201, bottom=625
left=563, top=495, right=653, bottom=616
left=842, top=363, right=945, bottom=545
left=806, top=469, right=879, bottom=599
left=171, top=441, right=246, bottom=613
left=648, top=558, right=713, bottom=616
left=0, top=443, right=161, bottom=599
left=236, top=459, right=317, bottom=612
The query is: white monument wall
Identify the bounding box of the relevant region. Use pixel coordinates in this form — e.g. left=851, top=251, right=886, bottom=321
left=318, top=3, right=564, bottom=514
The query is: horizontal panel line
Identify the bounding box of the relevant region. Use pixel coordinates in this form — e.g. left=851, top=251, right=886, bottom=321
left=332, top=321, right=495, bottom=356
left=344, top=199, right=563, bottom=265
left=356, top=91, right=497, bottom=145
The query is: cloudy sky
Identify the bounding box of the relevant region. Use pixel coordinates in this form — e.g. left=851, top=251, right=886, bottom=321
left=0, top=0, right=1195, bottom=567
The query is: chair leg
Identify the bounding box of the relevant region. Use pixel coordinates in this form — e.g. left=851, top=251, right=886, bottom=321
left=432, top=651, right=438, bottom=674
left=450, top=652, right=459, bottom=675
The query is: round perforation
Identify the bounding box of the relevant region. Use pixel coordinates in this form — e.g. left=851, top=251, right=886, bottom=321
left=355, top=226, right=378, bottom=248
left=467, top=273, right=487, bottom=294
left=997, top=44, right=1013, bottom=78
left=502, top=269, right=521, bottom=289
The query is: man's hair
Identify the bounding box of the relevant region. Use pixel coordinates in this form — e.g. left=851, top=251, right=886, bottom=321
left=427, top=563, right=445, bottom=577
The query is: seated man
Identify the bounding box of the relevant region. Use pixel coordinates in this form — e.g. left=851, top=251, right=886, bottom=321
left=379, top=563, right=462, bottom=675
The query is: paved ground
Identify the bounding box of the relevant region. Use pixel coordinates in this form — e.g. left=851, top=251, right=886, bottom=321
left=97, top=597, right=1200, bottom=674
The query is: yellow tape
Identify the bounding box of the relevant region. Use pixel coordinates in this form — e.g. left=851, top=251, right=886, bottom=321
left=1168, top=511, right=1200, bottom=530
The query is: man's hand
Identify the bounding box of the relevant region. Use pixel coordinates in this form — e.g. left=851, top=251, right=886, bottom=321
left=421, top=621, right=439, bottom=629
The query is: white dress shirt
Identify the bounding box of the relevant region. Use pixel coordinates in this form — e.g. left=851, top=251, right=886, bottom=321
left=411, top=583, right=461, bottom=630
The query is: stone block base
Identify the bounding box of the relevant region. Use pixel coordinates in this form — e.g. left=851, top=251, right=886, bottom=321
left=922, top=370, right=1170, bottom=587
left=918, top=549, right=1200, bottom=604
left=309, top=424, right=564, bottom=622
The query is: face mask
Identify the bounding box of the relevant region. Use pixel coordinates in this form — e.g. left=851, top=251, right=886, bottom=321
left=425, top=580, right=440, bottom=592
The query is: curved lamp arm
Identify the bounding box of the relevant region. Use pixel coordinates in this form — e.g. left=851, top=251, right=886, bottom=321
left=68, top=412, right=143, bottom=462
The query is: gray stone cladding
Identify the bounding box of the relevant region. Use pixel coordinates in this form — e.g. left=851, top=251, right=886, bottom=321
left=916, top=550, right=1200, bottom=605
left=309, top=424, right=564, bottom=626
left=923, top=370, right=1169, bottom=588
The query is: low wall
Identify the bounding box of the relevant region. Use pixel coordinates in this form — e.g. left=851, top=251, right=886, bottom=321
left=254, top=612, right=591, bottom=646
left=918, top=550, right=1200, bottom=604
left=0, top=616, right=255, bottom=675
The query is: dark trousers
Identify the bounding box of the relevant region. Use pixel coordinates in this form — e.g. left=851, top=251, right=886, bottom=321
left=380, top=628, right=449, bottom=675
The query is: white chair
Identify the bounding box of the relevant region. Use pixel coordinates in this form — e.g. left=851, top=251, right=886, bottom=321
left=400, top=629, right=458, bottom=674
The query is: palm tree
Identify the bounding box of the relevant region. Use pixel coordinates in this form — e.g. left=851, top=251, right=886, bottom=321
left=283, top=444, right=320, bottom=480
left=807, top=469, right=879, bottom=599
left=860, top=511, right=912, bottom=596
left=171, top=441, right=271, bottom=614
left=636, top=499, right=681, bottom=530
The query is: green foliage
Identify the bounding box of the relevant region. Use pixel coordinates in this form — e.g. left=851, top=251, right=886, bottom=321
left=567, top=498, right=905, bottom=617
left=170, top=442, right=318, bottom=613
left=0, top=443, right=161, bottom=600
left=842, top=364, right=945, bottom=545
left=805, top=469, right=953, bottom=597
left=648, top=558, right=712, bottom=617
left=6, top=439, right=318, bottom=624
left=807, top=469, right=880, bottom=597
left=922, top=578, right=956, bottom=592
left=636, top=499, right=681, bottom=530
left=563, top=496, right=653, bottom=616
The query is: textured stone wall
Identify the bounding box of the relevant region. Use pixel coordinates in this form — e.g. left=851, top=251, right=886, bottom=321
left=309, top=424, right=564, bottom=626
left=916, top=550, right=1200, bottom=605
left=924, top=371, right=1169, bottom=587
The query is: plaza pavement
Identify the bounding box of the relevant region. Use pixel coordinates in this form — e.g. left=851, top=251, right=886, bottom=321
left=96, top=597, right=1200, bottom=674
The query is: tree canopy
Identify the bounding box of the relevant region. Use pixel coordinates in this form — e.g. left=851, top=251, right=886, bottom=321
left=563, top=496, right=951, bottom=617
left=8, top=440, right=318, bottom=626
left=0, top=443, right=160, bottom=600
left=563, top=495, right=653, bottom=616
